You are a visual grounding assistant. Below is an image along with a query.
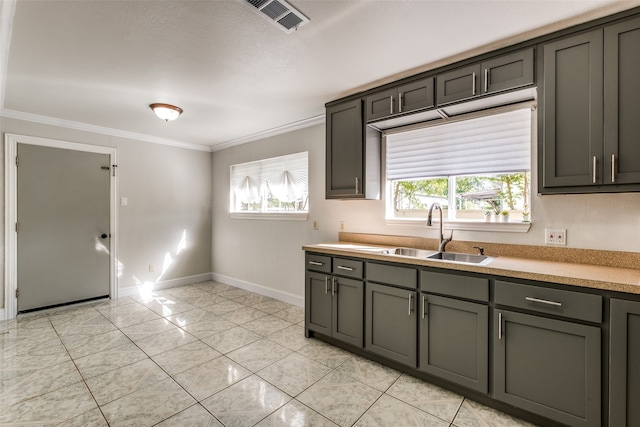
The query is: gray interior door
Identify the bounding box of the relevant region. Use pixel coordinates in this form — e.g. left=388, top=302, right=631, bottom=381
left=17, top=143, right=111, bottom=312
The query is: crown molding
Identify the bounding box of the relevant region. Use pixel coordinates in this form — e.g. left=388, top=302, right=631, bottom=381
left=210, top=114, right=325, bottom=152
left=0, top=108, right=212, bottom=152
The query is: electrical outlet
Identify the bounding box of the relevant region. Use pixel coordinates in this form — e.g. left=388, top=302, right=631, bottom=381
left=340, top=221, right=345, bottom=231
left=545, top=228, right=567, bottom=246
left=313, top=220, right=319, bottom=230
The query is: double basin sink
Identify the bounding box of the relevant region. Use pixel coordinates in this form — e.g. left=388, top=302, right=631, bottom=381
left=379, top=247, right=495, bottom=266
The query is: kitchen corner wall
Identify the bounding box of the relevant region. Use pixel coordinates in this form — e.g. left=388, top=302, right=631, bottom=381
left=0, top=117, right=212, bottom=311
left=212, top=123, right=640, bottom=305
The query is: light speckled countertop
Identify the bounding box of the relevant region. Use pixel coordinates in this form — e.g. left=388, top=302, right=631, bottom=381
left=303, top=234, right=640, bottom=296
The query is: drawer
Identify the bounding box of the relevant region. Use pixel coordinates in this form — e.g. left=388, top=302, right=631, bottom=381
left=333, top=258, right=364, bottom=279
left=305, top=253, right=331, bottom=273
left=367, top=262, right=418, bottom=289
left=421, top=271, right=489, bottom=302
left=495, top=281, right=602, bottom=323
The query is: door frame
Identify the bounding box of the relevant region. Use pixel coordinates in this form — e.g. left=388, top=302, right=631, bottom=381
left=4, top=134, right=118, bottom=320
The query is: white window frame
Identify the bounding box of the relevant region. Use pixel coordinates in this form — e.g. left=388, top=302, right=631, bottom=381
left=229, top=152, right=309, bottom=221
left=384, top=103, right=535, bottom=233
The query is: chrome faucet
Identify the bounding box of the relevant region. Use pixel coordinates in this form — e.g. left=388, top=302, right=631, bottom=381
left=427, top=202, right=452, bottom=252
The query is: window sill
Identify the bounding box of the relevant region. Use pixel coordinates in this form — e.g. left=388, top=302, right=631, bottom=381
left=230, top=212, right=309, bottom=221
left=386, top=218, right=531, bottom=233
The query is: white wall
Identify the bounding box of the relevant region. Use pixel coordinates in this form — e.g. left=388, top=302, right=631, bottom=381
left=212, top=123, right=640, bottom=304
left=1, top=117, right=212, bottom=310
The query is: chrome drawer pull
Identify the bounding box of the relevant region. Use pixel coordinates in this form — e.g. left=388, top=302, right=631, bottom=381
left=308, top=261, right=323, bottom=266
left=421, top=295, right=427, bottom=319
left=525, top=296, right=563, bottom=307
left=324, top=277, right=329, bottom=295
left=336, top=266, right=353, bottom=271
left=408, top=293, right=413, bottom=316
left=498, top=312, right=503, bottom=340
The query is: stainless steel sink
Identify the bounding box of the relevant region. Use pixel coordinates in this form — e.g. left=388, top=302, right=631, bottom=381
left=427, top=252, right=494, bottom=266
left=380, top=247, right=435, bottom=258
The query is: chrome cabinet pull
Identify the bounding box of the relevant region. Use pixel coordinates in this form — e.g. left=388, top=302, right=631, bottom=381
left=421, top=295, right=427, bottom=319
left=390, top=96, right=394, bottom=115
left=525, top=296, right=562, bottom=307
left=472, top=72, right=476, bottom=95
left=408, top=293, right=413, bottom=316
left=355, top=177, right=359, bottom=195
left=324, top=277, right=329, bottom=294
left=611, top=154, right=616, bottom=183
left=484, top=68, right=489, bottom=92
left=498, top=312, right=503, bottom=340
left=331, top=277, right=336, bottom=296
left=398, top=92, right=403, bottom=113
left=308, top=261, right=323, bottom=266
left=336, top=265, right=353, bottom=271
left=593, top=156, right=597, bottom=184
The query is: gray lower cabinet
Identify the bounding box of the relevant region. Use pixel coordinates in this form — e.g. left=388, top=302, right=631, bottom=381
left=365, top=282, right=417, bottom=367
left=609, top=298, right=640, bottom=427
left=419, top=294, right=488, bottom=393
left=305, top=270, right=364, bottom=348
left=493, top=310, right=601, bottom=427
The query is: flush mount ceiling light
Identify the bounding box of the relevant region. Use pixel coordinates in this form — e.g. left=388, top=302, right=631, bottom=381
left=242, top=0, right=309, bottom=34
left=149, top=103, right=183, bottom=122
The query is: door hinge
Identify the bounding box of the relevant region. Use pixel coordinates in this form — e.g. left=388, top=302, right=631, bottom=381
left=101, top=166, right=110, bottom=171
left=15, top=222, right=19, bottom=233
left=16, top=288, right=19, bottom=298
left=15, top=155, right=19, bottom=167
left=112, top=164, right=117, bottom=177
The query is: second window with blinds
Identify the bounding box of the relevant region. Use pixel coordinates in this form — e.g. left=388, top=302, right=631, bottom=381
left=386, top=106, right=533, bottom=223
left=230, top=151, right=308, bottom=219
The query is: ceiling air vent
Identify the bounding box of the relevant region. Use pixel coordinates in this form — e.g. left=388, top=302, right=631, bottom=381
left=242, top=0, right=309, bottom=34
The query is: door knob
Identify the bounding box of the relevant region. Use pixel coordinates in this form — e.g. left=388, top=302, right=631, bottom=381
left=100, top=234, right=109, bottom=239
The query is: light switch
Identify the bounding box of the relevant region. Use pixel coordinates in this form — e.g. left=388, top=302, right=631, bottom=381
left=121, top=197, right=128, bottom=206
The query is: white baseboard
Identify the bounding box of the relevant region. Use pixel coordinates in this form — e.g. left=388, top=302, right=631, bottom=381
left=118, top=273, right=214, bottom=298
left=212, top=273, right=304, bottom=308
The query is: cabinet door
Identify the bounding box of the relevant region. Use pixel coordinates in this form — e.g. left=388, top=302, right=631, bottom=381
left=365, top=283, right=417, bottom=367
left=365, top=88, right=397, bottom=122
left=326, top=99, right=363, bottom=198
left=494, top=310, right=601, bottom=427
left=332, top=276, right=364, bottom=347
left=419, top=295, right=488, bottom=393
left=604, top=17, right=640, bottom=185
left=436, top=64, right=481, bottom=105
left=481, top=49, right=534, bottom=94
left=609, top=299, right=640, bottom=427
left=397, top=78, right=435, bottom=115
left=541, top=30, right=603, bottom=189
left=305, top=271, right=332, bottom=336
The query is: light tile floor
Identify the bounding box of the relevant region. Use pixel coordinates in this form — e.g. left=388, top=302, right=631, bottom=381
left=0, top=281, right=538, bottom=426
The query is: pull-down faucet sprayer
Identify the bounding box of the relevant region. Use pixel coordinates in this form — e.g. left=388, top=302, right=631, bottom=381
left=427, top=202, right=453, bottom=252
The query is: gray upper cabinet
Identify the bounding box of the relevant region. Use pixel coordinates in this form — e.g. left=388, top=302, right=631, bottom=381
left=437, top=49, right=534, bottom=106
left=419, top=294, right=488, bottom=393
left=604, top=16, right=640, bottom=185
left=326, top=99, right=381, bottom=199
left=437, top=64, right=481, bottom=105
left=481, top=48, right=534, bottom=94
left=365, top=77, right=435, bottom=122
left=541, top=29, right=604, bottom=189
left=541, top=16, right=640, bottom=193
left=609, top=298, right=640, bottom=427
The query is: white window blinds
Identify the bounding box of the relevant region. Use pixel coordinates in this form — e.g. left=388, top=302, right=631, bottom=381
left=386, top=108, right=532, bottom=180
left=230, top=151, right=308, bottom=207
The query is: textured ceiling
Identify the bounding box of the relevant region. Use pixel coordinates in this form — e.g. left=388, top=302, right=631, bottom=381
left=2, top=0, right=639, bottom=150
